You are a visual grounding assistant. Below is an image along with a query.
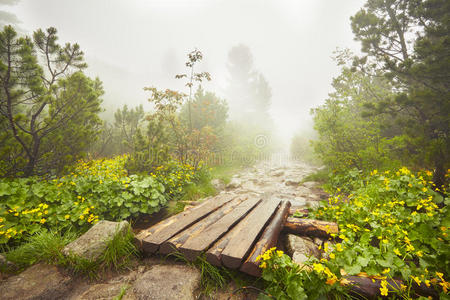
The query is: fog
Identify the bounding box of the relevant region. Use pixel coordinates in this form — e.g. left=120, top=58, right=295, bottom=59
left=1, top=0, right=365, bottom=145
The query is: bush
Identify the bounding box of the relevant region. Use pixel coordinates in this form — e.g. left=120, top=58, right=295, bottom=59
left=0, top=156, right=167, bottom=245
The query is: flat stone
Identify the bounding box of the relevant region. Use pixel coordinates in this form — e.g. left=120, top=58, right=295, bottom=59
left=63, top=220, right=129, bottom=260
left=285, top=179, right=301, bottom=186
left=285, top=234, right=320, bottom=259
left=226, top=178, right=242, bottom=189
left=0, top=263, right=73, bottom=300
left=211, top=179, right=225, bottom=191
left=290, top=197, right=307, bottom=207
left=130, top=264, right=200, bottom=300
left=75, top=282, right=128, bottom=300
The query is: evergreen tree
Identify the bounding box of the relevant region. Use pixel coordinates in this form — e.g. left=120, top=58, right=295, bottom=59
left=0, top=26, right=103, bottom=177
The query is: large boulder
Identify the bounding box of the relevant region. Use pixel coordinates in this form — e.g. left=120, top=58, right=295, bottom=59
left=0, top=263, right=73, bottom=300
left=63, top=220, right=129, bottom=260
left=128, top=264, right=201, bottom=300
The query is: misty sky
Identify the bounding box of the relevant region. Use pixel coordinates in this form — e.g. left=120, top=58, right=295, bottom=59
left=1, top=0, right=365, bottom=144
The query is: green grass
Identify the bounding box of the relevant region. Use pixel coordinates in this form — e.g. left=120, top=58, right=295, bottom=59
left=2, top=229, right=78, bottom=271
left=1, top=224, right=138, bottom=279
left=300, top=168, right=329, bottom=185
left=210, top=163, right=244, bottom=185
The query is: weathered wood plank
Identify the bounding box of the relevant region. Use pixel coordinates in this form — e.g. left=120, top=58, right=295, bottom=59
left=136, top=194, right=236, bottom=253
left=240, top=200, right=291, bottom=276
left=220, top=198, right=282, bottom=269
left=159, top=196, right=247, bottom=254
left=283, top=217, right=338, bottom=239
left=179, top=195, right=261, bottom=261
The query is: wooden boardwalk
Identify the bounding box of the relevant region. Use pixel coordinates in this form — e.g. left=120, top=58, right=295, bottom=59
left=135, top=193, right=291, bottom=276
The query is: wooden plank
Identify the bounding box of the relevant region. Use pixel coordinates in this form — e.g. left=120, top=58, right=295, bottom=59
left=178, top=195, right=261, bottom=261
left=240, top=200, right=291, bottom=276
left=283, top=217, right=338, bottom=239
left=159, top=196, right=247, bottom=254
left=220, top=198, right=282, bottom=269
left=136, top=193, right=236, bottom=253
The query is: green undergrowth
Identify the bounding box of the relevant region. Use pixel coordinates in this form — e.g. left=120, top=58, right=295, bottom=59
left=1, top=225, right=138, bottom=279
left=210, top=163, right=244, bottom=185
left=300, top=168, right=329, bottom=185
left=259, top=167, right=449, bottom=299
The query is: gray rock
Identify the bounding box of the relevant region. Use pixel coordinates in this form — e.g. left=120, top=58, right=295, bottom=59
left=313, top=237, right=324, bottom=246
left=292, top=252, right=310, bottom=265
left=306, top=201, right=320, bottom=209
left=75, top=282, right=129, bottom=300
left=290, top=197, right=307, bottom=207
left=211, top=179, right=225, bottom=191
left=285, top=179, right=301, bottom=186
left=226, top=178, right=242, bottom=189
left=130, top=264, right=200, bottom=300
left=0, top=263, right=73, bottom=300
left=63, top=220, right=129, bottom=260
left=285, top=234, right=320, bottom=259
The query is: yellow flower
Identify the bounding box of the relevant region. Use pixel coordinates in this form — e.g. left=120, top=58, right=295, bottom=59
left=380, top=280, right=388, bottom=296
left=411, top=276, right=421, bottom=285
left=394, top=248, right=401, bottom=256
left=416, top=251, right=423, bottom=257
left=313, top=263, right=325, bottom=273
left=79, top=215, right=84, bottom=220
left=335, top=243, right=343, bottom=252
left=276, top=250, right=283, bottom=257
left=329, top=253, right=335, bottom=259
left=260, top=261, right=267, bottom=269
left=40, top=218, right=46, bottom=224
left=382, top=268, right=390, bottom=274
left=64, top=215, right=70, bottom=220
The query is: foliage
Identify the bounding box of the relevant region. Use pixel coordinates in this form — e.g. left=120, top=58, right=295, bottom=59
left=175, top=49, right=211, bottom=131
left=0, top=26, right=103, bottom=177
left=312, top=167, right=449, bottom=298
left=113, top=104, right=145, bottom=154
left=2, top=229, right=77, bottom=271
left=311, top=50, right=405, bottom=173
left=3, top=224, right=138, bottom=278
left=261, top=167, right=449, bottom=299
left=350, top=0, right=450, bottom=185
left=257, top=248, right=349, bottom=300
left=0, top=155, right=167, bottom=245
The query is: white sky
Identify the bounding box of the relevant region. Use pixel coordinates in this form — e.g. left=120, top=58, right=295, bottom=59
left=2, top=0, right=365, bottom=145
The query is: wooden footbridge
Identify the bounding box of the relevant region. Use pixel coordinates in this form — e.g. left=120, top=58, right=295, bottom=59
left=135, top=193, right=291, bottom=276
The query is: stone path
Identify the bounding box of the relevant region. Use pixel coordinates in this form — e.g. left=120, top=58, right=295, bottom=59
left=0, top=158, right=327, bottom=300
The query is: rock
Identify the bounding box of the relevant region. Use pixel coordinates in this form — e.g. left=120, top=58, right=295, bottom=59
left=313, top=237, right=323, bottom=246
left=0, top=263, right=73, bottom=300
left=130, top=264, right=200, bottom=300
left=75, top=282, right=129, bottom=300
left=290, top=197, right=307, bottom=207
left=271, top=170, right=284, bottom=177
left=302, top=181, right=318, bottom=189
left=63, top=220, right=129, bottom=260
left=292, top=252, right=310, bottom=265
left=211, top=179, right=225, bottom=191
left=285, top=179, right=301, bottom=186
left=296, top=186, right=312, bottom=197
left=226, top=178, right=242, bottom=190
left=285, top=234, right=320, bottom=259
